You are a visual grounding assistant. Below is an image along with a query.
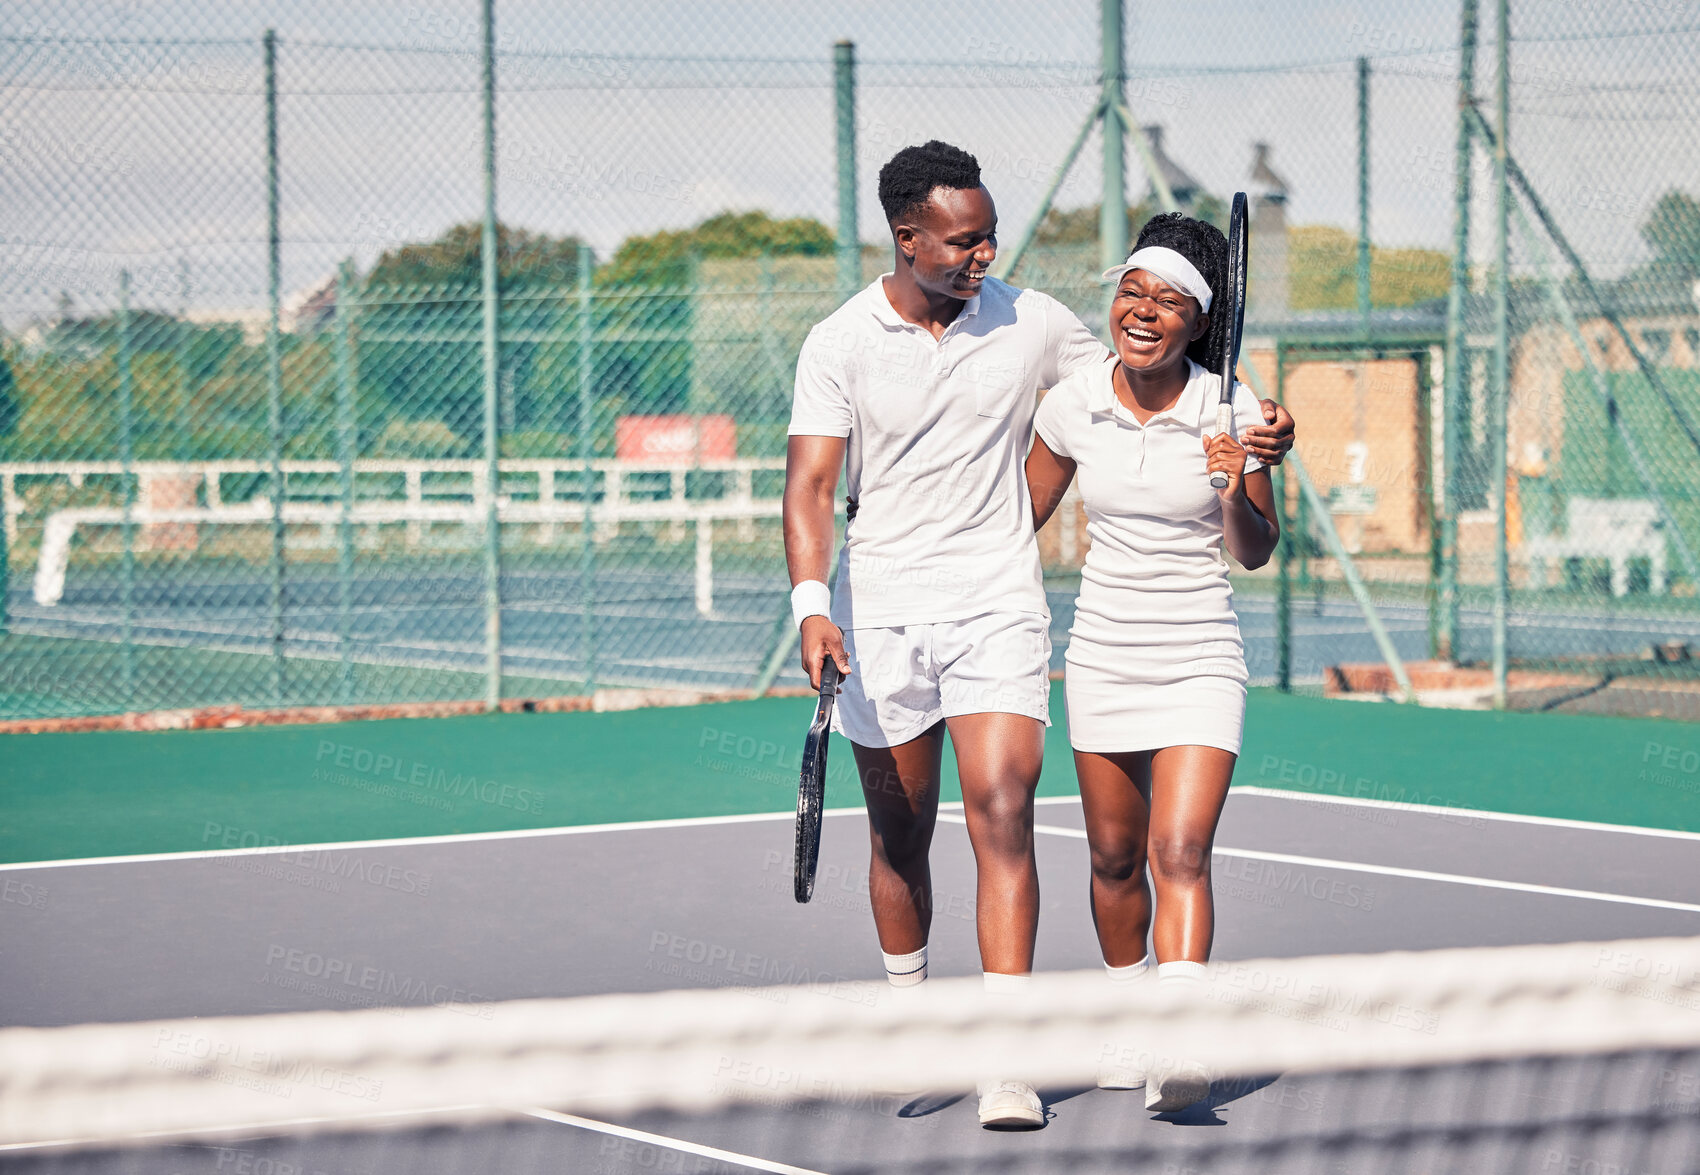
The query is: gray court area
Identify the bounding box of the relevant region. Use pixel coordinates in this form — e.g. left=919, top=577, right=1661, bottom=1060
left=4, top=791, right=1700, bottom=1173
left=12, top=568, right=1698, bottom=694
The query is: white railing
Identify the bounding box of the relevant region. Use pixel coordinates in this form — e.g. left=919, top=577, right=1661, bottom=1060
left=0, top=457, right=788, bottom=547
left=31, top=497, right=784, bottom=618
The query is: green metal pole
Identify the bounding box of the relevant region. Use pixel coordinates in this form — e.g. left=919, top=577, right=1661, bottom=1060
left=118, top=269, right=136, bottom=708
left=833, top=40, right=859, bottom=305
left=177, top=258, right=192, bottom=433
left=577, top=243, right=597, bottom=693
left=264, top=28, right=286, bottom=706
left=478, top=0, right=502, bottom=710
left=992, top=99, right=1103, bottom=282
left=1356, top=56, right=1371, bottom=344
left=1490, top=0, right=1510, bottom=709
left=1275, top=343, right=1291, bottom=691
left=334, top=260, right=357, bottom=703
left=1099, top=0, right=1128, bottom=277
left=1441, top=0, right=1477, bottom=663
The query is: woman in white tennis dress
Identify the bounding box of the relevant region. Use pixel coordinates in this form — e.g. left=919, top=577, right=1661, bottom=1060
left=1024, top=213, right=1281, bottom=1112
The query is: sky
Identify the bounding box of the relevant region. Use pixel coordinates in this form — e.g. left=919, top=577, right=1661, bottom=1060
left=4, top=0, right=1698, bottom=321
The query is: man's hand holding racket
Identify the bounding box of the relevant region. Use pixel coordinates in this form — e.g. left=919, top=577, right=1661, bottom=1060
left=800, top=615, right=851, bottom=691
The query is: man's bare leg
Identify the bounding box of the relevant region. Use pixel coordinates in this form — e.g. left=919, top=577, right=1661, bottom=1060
left=853, top=725, right=946, bottom=956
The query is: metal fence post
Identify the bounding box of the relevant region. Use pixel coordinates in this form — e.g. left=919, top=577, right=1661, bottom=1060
left=1490, top=0, right=1511, bottom=709
left=1441, top=0, right=1478, bottom=664
left=263, top=27, right=286, bottom=706
left=1357, top=56, right=1372, bottom=345
left=1099, top=0, right=1128, bottom=282
left=479, top=0, right=502, bottom=710
left=833, top=40, right=859, bottom=305
left=334, top=260, right=357, bottom=703
left=577, top=242, right=597, bottom=693
left=118, top=269, right=136, bottom=709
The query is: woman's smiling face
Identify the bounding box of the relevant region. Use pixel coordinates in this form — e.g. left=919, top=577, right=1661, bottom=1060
left=1110, top=269, right=1209, bottom=376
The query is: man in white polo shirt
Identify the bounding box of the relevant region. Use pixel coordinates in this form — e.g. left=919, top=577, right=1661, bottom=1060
left=783, top=141, right=1293, bottom=1127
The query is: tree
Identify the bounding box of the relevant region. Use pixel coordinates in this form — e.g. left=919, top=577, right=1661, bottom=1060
left=601, top=210, right=834, bottom=285
left=365, top=222, right=590, bottom=289
left=359, top=223, right=593, bottom=453
left=1286, top=226, right=1450, bottom=312
left=1640, top=190, right=1700, bottom=277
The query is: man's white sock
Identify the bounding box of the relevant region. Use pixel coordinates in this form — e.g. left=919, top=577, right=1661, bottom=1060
left=882, top=945, right=928, bottom=988
left=982, top=970, right=1032, bottom=996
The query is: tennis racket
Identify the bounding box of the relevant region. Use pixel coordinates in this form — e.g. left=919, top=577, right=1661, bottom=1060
left=1210, top=191, right=1251, bottom=490
left=793, top=659, right=840, bottom=903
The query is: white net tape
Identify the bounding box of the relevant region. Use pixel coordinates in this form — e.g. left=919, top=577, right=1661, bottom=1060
left=4, top=935, right=1699, bottom=1152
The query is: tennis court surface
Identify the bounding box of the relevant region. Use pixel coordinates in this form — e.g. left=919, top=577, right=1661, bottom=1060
left=4, top=689, right=1700, bottom=1171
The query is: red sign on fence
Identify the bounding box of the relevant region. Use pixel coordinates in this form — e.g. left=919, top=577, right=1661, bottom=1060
left=614, top=415, right=737, bottom=463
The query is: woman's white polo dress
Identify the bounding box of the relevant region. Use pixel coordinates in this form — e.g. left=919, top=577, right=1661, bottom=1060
left=1033, top=357, right=1265, bottom=754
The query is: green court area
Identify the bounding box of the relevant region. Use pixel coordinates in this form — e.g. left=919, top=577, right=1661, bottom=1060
left=3, top=685, right=1698, bottom=864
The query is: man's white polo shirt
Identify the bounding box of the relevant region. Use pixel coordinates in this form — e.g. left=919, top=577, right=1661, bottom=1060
left=788, top=274, right=1107, bottom=630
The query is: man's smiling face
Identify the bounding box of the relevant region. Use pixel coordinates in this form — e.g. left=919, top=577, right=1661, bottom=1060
left=896, top=184, right=998, bottom=301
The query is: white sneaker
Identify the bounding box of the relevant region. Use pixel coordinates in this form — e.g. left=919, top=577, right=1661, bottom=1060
left=1144, top=1060, right=1211, bottom=1112
left=977, top=1080, right=1045, bottom=1128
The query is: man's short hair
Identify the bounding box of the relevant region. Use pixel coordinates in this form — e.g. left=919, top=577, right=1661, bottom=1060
left=877, top=141, right=982, bottom=225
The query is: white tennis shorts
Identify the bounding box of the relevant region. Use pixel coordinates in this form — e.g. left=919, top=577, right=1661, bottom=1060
left=832, top=611, right=1053, bottom=748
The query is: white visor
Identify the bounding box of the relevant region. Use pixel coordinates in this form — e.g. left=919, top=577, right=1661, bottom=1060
left=1101, top=246, right=1213, bottom=313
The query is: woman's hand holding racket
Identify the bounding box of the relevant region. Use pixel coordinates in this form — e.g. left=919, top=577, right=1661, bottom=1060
left=1204, top=430, right=1249, bottom=501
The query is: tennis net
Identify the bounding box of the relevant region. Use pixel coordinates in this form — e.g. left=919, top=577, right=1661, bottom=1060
left=4, top=935, right=1700, bottom=1174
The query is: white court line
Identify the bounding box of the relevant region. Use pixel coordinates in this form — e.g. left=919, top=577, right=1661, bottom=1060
left=0, top=796, right=1084, bottom=872
left=524, top=1108, right=827, bottom=1175
left=0, top=1104, right=492, bottom=1153
left=1230, top=786, right=1700, bottom=843
left=995, top=818, right=1700, bottom=914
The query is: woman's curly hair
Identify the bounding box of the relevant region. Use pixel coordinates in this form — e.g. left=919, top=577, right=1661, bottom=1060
left=1133, top=212, right=1228, bottom=368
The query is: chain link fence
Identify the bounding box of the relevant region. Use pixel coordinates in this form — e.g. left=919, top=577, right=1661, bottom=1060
left=3, top=0, right=1698, bottom=721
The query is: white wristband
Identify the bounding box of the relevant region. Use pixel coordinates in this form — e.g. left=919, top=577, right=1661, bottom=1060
left=791, top=580, right=832, bottom=629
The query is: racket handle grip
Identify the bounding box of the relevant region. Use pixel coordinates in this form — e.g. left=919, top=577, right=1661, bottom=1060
left=1210, top=401, right=1234, bottom=490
